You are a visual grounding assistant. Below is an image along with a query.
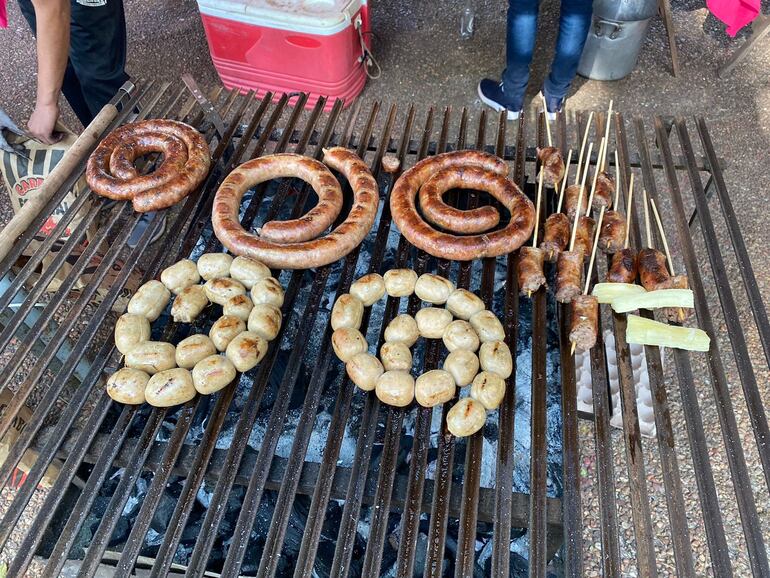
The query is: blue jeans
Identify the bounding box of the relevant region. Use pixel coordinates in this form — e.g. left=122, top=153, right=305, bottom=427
left=502, top=0, right=593, bottom=103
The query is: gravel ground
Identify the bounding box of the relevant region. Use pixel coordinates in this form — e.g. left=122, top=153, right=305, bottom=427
left=1, top=0, right=769, bottom=576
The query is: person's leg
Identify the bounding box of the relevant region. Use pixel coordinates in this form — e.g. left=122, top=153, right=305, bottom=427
left=478, top=0, right=539, bottom=118
left=68, top=0, right=130, bottom=122
left=543, top=0, right=593, bottom=108
left=16, top=0, right=93, bottom=125
left=501, top=0, right=540, bottom=104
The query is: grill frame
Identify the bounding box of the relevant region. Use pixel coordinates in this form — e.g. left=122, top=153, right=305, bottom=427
left=0, top=81, right=767, bottom=577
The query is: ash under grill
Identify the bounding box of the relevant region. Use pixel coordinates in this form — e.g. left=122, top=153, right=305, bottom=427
left=0, top=80, right=768, bottom=578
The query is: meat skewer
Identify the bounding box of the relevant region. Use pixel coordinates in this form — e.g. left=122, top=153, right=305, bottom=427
left=519, top=169, right=546, bottom=296
left=607, top=172, right=638, bottom=284
left=536, top=94, right=565, bottom=188
left=569, top=205, right=606, bottom=353
left=650, top=196, right=690, bottom=322
left=599, top=151, right=627, bottom=254
left=592, top=101, right=616, bottom=211
left=575, top=136, right=606, bottom=262
left=585, top=136, right=606, bottom=213
left=556, top=142, right=593, bottom=303
left=565, top=113, right=595, bottom=221
left=565, top=140, right=594, bottom=221
left=638, top=188, right=671, bottom=291
left=540, top=149, right=572, bottom=262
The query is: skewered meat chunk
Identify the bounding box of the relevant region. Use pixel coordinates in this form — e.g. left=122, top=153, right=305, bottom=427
left=607, top=248, right=638, bottom=284
left=599, top=210, right=626, bottom=254
left=537, top=146, right=565, bottom=189
left=518, top=246, right=546, bottom=295
left=569, top=294, right=599, bottom=350
left=573, top=216, right=595, bottom=262
left=638, top=248, right=670, bottom=291
left=593, top=171, right=615, bottom=210
left=564, top=184, right=588, bottom=221
left=540, top=213, right=570, bottom=262
left=556, top=250, right=584, bottom=303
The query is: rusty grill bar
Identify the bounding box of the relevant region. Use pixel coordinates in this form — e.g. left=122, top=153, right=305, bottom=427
left=0, top=81, right=768, bottom=577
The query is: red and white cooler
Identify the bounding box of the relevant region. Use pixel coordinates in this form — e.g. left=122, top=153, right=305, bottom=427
left=197, top=0, right=372, bottom=110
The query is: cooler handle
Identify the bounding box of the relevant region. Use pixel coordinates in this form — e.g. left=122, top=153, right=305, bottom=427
left=355, top=15, right=381, bottom=79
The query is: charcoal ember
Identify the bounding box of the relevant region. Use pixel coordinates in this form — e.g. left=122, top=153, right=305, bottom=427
left=149, top=489, right=179, bottom=537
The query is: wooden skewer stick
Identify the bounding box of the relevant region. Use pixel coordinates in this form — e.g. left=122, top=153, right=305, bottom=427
left=556, top=149, right=573, bottom=214
left=599, top=100, right=613, bottom=172
left=569, top=142, right=593, bottom=252
left=624, top=173, right=635, bottom=249
left=532, top=169, right=544, bottom=249
left=650, top=197, right=675, bottom=275
left=584, top=205, right=606, bottom=295
left=643, top=188, right=653, bottom=248
left=575, top=112, right=594, bottom=186
left=541, top=93, right=553, bottom=147
left=613, top=150, right=621, bottom=209
left=586, top=137, right=606, bottom=215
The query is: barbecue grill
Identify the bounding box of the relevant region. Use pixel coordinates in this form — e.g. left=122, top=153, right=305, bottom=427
left=0, top=80, right=768, bottom=577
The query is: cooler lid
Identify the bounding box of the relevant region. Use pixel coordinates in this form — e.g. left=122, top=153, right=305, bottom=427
left=197, top=0, right=366, bottom=35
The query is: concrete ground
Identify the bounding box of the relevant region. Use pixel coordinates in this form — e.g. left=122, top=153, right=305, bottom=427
left=1, top=0, right=770, bottom=576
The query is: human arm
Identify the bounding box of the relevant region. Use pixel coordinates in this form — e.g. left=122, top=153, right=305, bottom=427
left=27, top=0, right=69, bottom=144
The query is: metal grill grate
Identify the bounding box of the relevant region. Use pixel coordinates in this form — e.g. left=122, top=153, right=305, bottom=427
left=0, top=80, right=768, bottom=577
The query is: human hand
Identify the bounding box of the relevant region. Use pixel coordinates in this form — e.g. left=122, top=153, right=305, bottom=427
left=27, top=100, right=61, bottom=144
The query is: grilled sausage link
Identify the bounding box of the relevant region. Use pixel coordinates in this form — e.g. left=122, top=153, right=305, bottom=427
left=419, top=169, right=500, bottom=234
left=518, top=246, right=546, bottom=295
left=607, top=248, right=638, bottom=284
left=598, top=210, right=626, bottom=254
left=212, top=147, right=379, bottom=270
left=537, top=146, right=565, bottom=189
left=569, top=294, right=599, bottom=350
left=556, top=249, right=584, bottom=303
left=564, top=184, right=588, bottom=221
left=638, top=248, right=670, bottom=291
left=540, top=212, right=570, bottom=262
left=390, top=151, right=535, bottom=261
left=592, top=172, right=615, bottom=210
left=86, top=119, right=211, bottom=212
left=574, top=216, right=595, bottom=262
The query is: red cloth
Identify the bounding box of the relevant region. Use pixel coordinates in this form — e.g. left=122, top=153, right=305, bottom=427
left=0, top=0, right=7, bottom=28
left=707, top=0, right=761, bottom=36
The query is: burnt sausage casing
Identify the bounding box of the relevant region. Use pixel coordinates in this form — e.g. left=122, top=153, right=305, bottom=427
left=518, top=246, right=546, bottom=295
left=569, top=294, right=599, bottom=351
left=556, top=250, right=584, bottom=303
left=598, top=210, right=626, bottom=254
left=573, top=216, right=595, bottom=262
left=592, top=172, right=615, bottom=210
left=607, top=248, right=638, bottom=284
left=638, top=248, right=670, bottom=290
left=536, top=146, right=565, bottom=189
left=564, top=184, right=588, bottom=221
left=540, top=212, right=570, bottom=262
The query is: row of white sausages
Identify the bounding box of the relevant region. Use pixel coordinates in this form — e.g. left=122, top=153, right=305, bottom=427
left=330, top=270, right=512, bottom=437
left=108, top=254, right=284, bottom=407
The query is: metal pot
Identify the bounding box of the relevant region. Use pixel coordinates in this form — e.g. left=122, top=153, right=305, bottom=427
left=577, top=17, right=652, bottom=80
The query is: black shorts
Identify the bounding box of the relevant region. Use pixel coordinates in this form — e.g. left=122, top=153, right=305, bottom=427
left=18, top=0, right=131, bottom=126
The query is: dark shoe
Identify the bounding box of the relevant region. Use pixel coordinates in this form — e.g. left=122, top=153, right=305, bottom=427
left=541, top=89, right=564, bottom=121
left=127, top=212, right=166, bottom=249
left=477, top=79, right=523, bottom=120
